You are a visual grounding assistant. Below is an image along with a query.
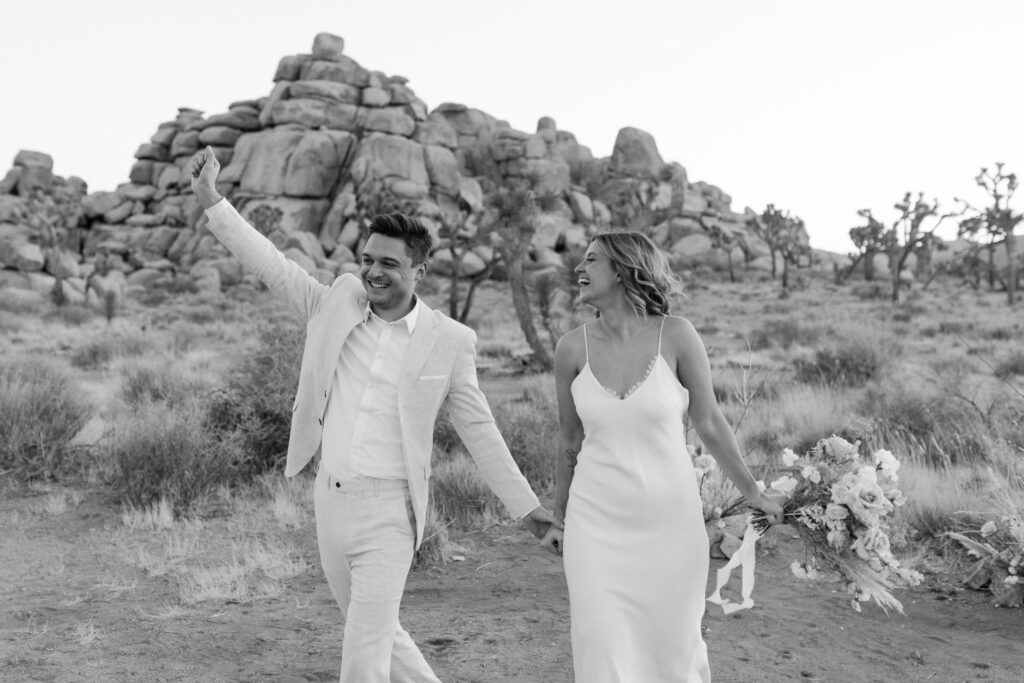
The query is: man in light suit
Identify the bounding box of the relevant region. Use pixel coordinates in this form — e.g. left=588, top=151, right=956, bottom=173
left=190, top=147, right=560, bottom=682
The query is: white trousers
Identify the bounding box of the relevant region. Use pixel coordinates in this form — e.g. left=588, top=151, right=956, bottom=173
left=314, top=468, right=442, bottom=683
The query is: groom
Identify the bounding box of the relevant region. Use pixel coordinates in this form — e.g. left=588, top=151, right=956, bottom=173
left=190, top=147, right=560, bottom=682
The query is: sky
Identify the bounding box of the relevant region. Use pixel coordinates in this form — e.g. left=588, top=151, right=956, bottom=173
left=3, top=0, right=1021, bottom=254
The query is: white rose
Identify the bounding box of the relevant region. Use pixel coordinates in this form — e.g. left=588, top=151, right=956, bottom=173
left=781, top=448, right=800, bottom=466
left=980, top=520, right=998, bottom=538
left=801, top=465, right=822, bottom=483
left=770, top=475, right=799, bottom=495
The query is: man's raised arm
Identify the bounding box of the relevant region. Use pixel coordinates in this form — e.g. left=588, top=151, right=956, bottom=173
left=189, top=146, right=328, bottom=317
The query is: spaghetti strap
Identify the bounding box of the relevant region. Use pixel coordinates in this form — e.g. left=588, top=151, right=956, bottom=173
left=583, top=324, right=590, bottom=363
left=657, top=316, right=666, bottom=356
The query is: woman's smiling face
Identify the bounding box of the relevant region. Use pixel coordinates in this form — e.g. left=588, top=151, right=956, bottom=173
left=575, top=242, right=619, bottom=304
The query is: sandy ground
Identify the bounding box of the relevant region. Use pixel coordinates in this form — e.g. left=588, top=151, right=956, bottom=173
left=2, top=485, right=1022, bottom=683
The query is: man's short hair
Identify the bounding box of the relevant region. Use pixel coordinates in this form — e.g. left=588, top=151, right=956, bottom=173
left=367, top=213, right=433, bottom=264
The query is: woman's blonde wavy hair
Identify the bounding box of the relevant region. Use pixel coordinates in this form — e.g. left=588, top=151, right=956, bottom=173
left=592, top=231, right=683, bottom=317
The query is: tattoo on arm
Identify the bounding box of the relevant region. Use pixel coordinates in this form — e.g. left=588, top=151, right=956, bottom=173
left=564, top=447, right=579, bottom=468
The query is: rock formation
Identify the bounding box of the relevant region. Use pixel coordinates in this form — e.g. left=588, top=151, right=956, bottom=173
left=0, top=32, right=774, bottom=303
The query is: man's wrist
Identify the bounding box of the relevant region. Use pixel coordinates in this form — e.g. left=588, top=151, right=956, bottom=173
left=197, top=188, right=223, bottom=210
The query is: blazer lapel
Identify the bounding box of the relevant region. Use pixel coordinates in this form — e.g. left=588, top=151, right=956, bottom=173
left=400, top=306, right=440, bottom=388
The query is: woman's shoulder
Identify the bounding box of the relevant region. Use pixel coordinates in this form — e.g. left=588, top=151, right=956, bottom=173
left=556, top=323, right=587, bottom=354
left=660, top=315, right=703, bottom=350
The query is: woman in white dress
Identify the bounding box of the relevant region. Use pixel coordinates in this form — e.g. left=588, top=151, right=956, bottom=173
left=542, top=232, right=783, bottom=682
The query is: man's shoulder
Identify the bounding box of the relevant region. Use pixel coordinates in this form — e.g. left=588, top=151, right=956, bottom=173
left=424, top=306, right=474, bottom=340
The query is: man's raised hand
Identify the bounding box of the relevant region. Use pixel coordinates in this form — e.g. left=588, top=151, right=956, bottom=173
left=190, top=146, right=223, bottom=209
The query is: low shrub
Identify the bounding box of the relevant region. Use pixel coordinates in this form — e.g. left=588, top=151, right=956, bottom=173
left=748, top=318, right=821, bottom=351
left=205, top=320, right=303, bottom=477
left=109, top=401, right=241, bottom=514
left=995, top=351, right=1024, bottom=379
left=794, top=335, right=891, bottom=386
left=70, top=332, right=148, bottom=370
left=43, top=304, right=94, bottom=326
left=491, top=374, right=559, bottom=492
left=429, top=453, right=506, bottom=528
left=0, top=361, right=92, bottom=479
left=859, top=383, right=991, bottom=467
left=119, top=360, right=209, bottom=407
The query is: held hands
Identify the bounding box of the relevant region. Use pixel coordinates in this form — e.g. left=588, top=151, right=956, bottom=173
left=541, top=526, right=563, bottom=555
left=189, top=145, right=223, bottom=209
left=522, top=505, right=563, bottom=540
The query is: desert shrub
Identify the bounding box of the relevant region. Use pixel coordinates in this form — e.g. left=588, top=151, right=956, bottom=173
left=794, top=335, right=890, bottom=386
left=412, top=502, right=456, bottom=569
left=205, top=320, right=303, bottom=477
left=938, top=320, right=972, bottom=335
left=109, top=401, right=240, bottom=514
left=747, top=318, right=821, bottom=351
left=43, top=304, right=94, bottom=326
left=491, top=374, right=558, bottom=492
left=735, top=385, right=859, bottom=460
left=0, top=361, right=92, bottom=479
left=119, top=360, right=210, bottom=407
left=0, top=288, right=46, bottom=314
left=994, top=350, right=1024, bottom=379
left=859, top=383, right=991, bottom=467
left=986, top=325, right=1016, bottom=341
left=429, top=453, right=507, bottom=528
left=70, top=331, right=148, bottom=369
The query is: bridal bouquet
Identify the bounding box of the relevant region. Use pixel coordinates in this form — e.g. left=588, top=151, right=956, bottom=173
left=751, top=435, right=923, bottom=613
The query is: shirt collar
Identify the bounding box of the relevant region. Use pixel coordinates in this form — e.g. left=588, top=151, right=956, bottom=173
left=363, top=295, right=420, bottom=333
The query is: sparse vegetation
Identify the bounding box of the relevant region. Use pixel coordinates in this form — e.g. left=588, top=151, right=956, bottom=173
left=0, top=361, right=92, bottom=480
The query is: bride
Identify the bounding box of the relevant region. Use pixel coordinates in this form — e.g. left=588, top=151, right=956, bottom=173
left=542, top=231, right=783, bottom=682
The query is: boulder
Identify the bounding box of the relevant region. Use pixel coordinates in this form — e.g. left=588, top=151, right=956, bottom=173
left=413, top=116, right=458, bottom=149
left=311, top=32, right=345, bottom=61
left=129, top=160, right=154, bottom=185
left=609, top=127, right=664, bottom=178
left=282, top=131, right=353, bottom=198
left=423, top=145, right=461, bottom=196
left=13, top=150, right=54, bottom=195
left=135, top=143, right=168, bottom=161
left=0, top=230, right=44, bottom=271
left=170, top=130, right=201, bottom=158
left=274, top=55, right=308, bottom=82
left=198, top=125, right=244, bottom=147
left=300, top=57, right=371, bottom=87
left=233, top=129, right=304, bottom=195
left=289, top=80, right=361, bottom=104
left=350, top=134, right=429, bottom=189
left=0, top=195, right=28, bottom=223
left=363, top=107, right=416, bottom=137
left=569, top=190, right=594, bottom=223
left=361, top=87, right=391, bottom=107
left=202, top=108, right=262, bottom=131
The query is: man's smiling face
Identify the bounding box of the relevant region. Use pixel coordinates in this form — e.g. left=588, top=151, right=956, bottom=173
left=359, top=233, right=424, bottom=317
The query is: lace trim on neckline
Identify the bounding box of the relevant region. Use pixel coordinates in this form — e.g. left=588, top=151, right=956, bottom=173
left=594, top=355, right=660, bottom=400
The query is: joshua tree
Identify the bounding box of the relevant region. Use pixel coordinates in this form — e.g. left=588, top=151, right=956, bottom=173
left=747, top=204, right=807, bottom=288
left=844, top=210, right=889, bottom=283
left=885, top=193, right=955, bottom=303
left=957, top=163, right=1021, bottom=305
left=436, top=204, right=502, bottom=323
left=484, top=184, right=553, bottom=371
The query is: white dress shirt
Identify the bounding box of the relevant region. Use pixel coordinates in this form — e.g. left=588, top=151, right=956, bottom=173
left=320, top=297, right=420, bottom=481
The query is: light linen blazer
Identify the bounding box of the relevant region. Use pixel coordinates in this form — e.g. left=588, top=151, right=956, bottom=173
left=204, top=200, right=539, bottom=548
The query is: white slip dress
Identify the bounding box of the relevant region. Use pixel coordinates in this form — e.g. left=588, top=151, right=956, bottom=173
left=564, top=317, right=711, bottom=682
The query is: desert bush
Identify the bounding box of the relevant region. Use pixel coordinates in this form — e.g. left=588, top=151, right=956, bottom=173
left=70, top=331, right=148, bottom=369
left=859, top=383, right=991, bottom=467
left=747, top=318, right=822, bottom=351
left=735, top=385, right=860, bottom=461
left=429, top=453, right=507, bottom=528
left=0, top=288, right=46, bottom=314
left=205, top=320, right=303, bottom=477
left=412, top=502, right=457, bottom=569
left=994, top=350, right=1024, bottom=379
left=0, top=361, right=93, bottom=480
left=491, top=373, right=558, bottom=492
left=938, top=320, right=972, bottom=335
left=43, top=304, right=94, bottom=326
left=119, top=360, right=210, bottom=407
left=794, top=334, right=892, bottom=386
left=108, top=401, right=241, bottom=514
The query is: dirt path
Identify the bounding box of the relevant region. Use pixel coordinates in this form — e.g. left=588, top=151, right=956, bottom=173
left=2, top=486, right=1021, bottom=682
